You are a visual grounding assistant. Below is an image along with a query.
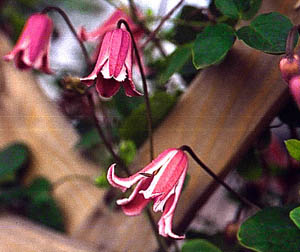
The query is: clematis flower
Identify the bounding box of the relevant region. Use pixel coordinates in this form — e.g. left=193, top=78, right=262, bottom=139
left=80, top=28, right=142, bottom=98
left=107, top=148, right=188, bottom=239
left=78, top=8, right=147, bottom=73
left=4, top=13, right=53, bottom=74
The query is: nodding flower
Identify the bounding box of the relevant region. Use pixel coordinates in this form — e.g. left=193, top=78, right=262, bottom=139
left=80, top=28, right=142, bottom=98
left=107, top=148, right=188, bottom=239
left=4, top=13, right=53, bottom=74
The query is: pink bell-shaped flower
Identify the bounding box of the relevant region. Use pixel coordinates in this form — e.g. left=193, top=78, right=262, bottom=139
left=4, top=13, right=53, bottom=74
left=80, top=28, right=142, bottom=98
left=107, top=148, right=188, bottom=239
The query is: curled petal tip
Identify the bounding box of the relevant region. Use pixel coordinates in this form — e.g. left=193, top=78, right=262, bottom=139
left=107, top=164, right=127, bottom=192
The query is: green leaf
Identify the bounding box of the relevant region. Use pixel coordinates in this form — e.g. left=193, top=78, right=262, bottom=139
left=119, top=140, right=136, bottom=166
left=285, top=139, right=300, bottom=161
left=237, top=12, right=296, bottom=54
left=0, top=142, right=30, bottom=178
left=27, top=177, right=52, bottom=196
left=215, top=0, right=261, bottom=20
left=172, top=5, right=209, bottom=45
left=238, top=206, right=300, bottom=252
left=160, top=44, right=193, bottom=84
left=119, top=92, right=178, bottom=146
left=182, top=239, right=222, bottom=252
left=236, top=149, right=262, bottom=181
left=215, top=0, right=239, bottom=19
left=192, top=23, right=236, bottom=69
left=94, top=172, right=109, bottom=188
left=241, top=0, right=262, bottom=20
left=27, top=177, right=65, bottom=232
left=290, top=206, right=300, bottom=229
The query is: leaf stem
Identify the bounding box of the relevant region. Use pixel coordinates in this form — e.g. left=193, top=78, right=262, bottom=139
left=180, top=145, right=262, bottom=211
left=117, top=19, right=154, bottom=161
left=41, top=6, right=92, bottom=67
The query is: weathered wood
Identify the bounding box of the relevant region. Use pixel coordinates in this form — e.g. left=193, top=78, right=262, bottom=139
left=0, top=34, right=104, bottom=233
left=73, top=1, right=296, bottom=251
left=0, top=214, right=99, bottom=252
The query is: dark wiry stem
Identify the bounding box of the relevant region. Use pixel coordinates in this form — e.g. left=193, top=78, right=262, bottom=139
left=117, top=19, right=154, bottom=161
left=87, top=92, right=130, bottom=176
left=286, top=25, right=300, bottom=59
left=41, top=6, right=92, bottom=67
left=180, top=145, right=262, bottom=211
left=142, top=0, right=184, bottom=48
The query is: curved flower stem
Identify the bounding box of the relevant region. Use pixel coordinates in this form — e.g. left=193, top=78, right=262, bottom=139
left=117, top=19, right=154, bottom=161
left=41, top=6, right=92, bottom=67
left=142, top=0, right=185, bottom=49
left=51, top=174, right=94, bottom=191
left=286, top=25, right=300, bottom=58
left=180, top=145, right=262, bottom=211
left=87, top=92, right=130, bottom=176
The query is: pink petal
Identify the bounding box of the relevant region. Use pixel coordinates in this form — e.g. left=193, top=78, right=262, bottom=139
left=290, top=76, right=300, bottom=110
left=77, top=9, right=140, bottom=42
left=107, top=149, right=178, bottom=191
left=123, top=79, right=143, bottom=97
left=117, top=177, right=152, bottom=216
left=95, top=77, right=121, bottom=98
left=108, top=29, right=130, bottom=78
left=3, top=13, right=53, bottom=74
left=80, top=31, right=113, bottom=86
left=158, top=168, right=187, bottom=239
left=140, top=150, right=188, bottom=200
left=26, top=14, right=53, bottom=64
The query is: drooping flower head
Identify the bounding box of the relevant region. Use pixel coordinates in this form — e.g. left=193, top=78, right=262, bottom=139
left=107, top=148, right=188, bottom=239
left=78, top=8, right=147, bottom=73
left=80, top=28, right=142, bottom=98
left=4, top=13, right=53, bottom=74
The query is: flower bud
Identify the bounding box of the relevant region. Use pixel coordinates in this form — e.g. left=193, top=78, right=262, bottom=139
left=279, top=54, right=300, bottom=82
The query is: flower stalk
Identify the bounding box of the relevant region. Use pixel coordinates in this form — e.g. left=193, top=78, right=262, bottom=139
left=180, top=145, right=262, bottom=210
left=117, top=19, right=154, bottom=161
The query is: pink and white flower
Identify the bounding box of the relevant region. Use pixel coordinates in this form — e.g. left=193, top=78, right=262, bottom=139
left=80, top=28, right=142, bottom=98
left=4, top=13, right=53, bottom=74
left=107, top=148, right=188, bottom=239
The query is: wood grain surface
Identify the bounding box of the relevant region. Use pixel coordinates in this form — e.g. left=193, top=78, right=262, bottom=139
left=0, top=214, right=99, bottom=252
